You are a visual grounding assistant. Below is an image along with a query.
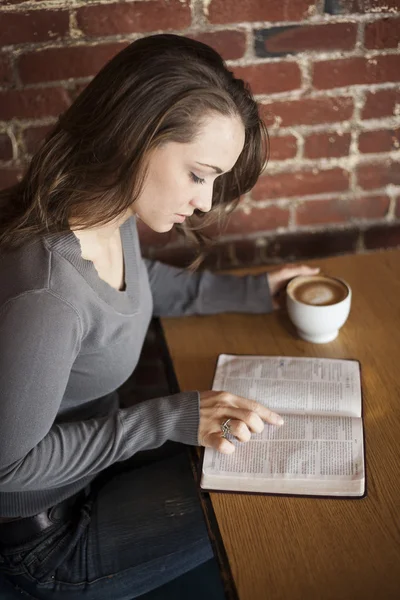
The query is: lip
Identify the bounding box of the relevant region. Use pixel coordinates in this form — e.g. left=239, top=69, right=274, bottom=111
left=174, top=213, right=192, bottom=223
left=174, top=214, right=186, bottom=223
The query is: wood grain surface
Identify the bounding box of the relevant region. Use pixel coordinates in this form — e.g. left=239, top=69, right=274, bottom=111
left=161, top=249, right=400, bottom=600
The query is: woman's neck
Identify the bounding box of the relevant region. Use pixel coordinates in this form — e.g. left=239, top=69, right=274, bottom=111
left=69, top=211, right=132, bottom=260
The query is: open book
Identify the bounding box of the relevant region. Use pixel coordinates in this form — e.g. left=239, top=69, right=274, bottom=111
left=201, top=355, right=365, bottom=497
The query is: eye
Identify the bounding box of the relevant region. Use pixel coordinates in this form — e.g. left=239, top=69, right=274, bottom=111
left=189, top=172, right=206, bottom=185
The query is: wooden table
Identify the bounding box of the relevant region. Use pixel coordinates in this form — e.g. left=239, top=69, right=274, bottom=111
left=161, top=249, right=400, bottom=600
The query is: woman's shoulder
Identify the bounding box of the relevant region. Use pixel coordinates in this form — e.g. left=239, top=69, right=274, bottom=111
left=0, top=237, right=50, bottom=299
left=0, top=236, right=83, bottom=315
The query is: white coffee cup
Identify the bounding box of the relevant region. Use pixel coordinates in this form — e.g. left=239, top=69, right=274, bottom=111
left=286, top=275, right=351, bottom=343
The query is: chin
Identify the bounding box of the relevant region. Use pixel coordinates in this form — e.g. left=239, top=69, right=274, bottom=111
left=148, top=222, right=174, bottom=233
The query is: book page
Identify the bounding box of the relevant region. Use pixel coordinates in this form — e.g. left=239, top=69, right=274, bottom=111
left=213, top=355, right=362, bottom=417
left=202, top=414, right=365, bottom=496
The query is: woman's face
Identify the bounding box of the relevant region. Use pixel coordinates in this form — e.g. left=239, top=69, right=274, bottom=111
left=132, top=113, right=245, bottom=232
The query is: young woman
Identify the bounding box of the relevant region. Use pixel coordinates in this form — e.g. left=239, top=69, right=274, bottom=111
left=0, top=34, right=318, bottom=599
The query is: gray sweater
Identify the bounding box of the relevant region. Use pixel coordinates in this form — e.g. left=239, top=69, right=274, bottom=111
left=0, top=216, right=272, bottom=517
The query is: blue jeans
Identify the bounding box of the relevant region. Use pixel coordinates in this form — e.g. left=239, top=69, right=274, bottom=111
left=0, top=446, right=222, bottom=599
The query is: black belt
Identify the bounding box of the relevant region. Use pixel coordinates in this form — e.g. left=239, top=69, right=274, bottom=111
left=0, top=490, right=86, bottom=547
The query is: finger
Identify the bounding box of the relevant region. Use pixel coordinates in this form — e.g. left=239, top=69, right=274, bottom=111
left=227, top=419, right=252, bottom=442
left=273, top=287, right=286, bottom=310
left=271, top=298, right=280, bottom=310
left=285, top=265, right=320, bottom=277
left=255, top=404, right=284, bottom=426
left=228, top=405, right=284, bottom=429
left=204, top=392, right=284, bottom=428
left=208, top=432, right=235, bottom=455
left=228, top=395, right=284, bottom=426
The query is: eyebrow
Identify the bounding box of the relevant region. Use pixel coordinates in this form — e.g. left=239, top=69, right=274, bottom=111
left=196, top=162, right=223, bottom=174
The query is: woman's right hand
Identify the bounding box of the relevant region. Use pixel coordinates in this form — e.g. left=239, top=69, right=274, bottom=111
left=198, top=391, right=284, bottom=455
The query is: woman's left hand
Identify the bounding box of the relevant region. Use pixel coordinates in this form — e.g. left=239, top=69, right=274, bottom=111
left=267, top=263, right=320, bottom=310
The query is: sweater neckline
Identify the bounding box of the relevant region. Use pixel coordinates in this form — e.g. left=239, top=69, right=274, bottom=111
left=44, top=217, right=140, bottom=315
left=70, top=226, right=128, bottom=295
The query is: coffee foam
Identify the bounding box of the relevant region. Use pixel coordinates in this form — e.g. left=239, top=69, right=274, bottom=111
left=299, top=284, right=338, bottom=306
left=288, top=276, right=348, bottom=307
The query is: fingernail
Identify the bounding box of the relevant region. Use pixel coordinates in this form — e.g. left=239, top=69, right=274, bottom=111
left=273, top=415, right=284, bottom=426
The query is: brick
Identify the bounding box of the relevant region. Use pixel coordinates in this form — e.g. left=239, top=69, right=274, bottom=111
left=234, top=62, right=301, bottom=95
left=252, top=167, right=349, bottom=200
left=254, top=23, right=356, bottom=58
left=232, top=239, right=260, bottom=268
left=208, top=0, right=319, bottom=24
left=266, top=228, right=359, bottom=260
left=0, top=10, right=69, bottom=46
left=203, top=242, right=238, bottom=270
left=76, top=1, right=191, bottom=37
left=23, top=125, right=54, bottom=155
left=18, top=43, right=128, bottom=84
left=189, top=31, right=246, bottom=61
left=358, top=128, right=400, bottom=153
left=295, top=195, right=390, bottom=225
left=5, top=1, right=48, bottom=3
left=350, top=195, right=392, bottom=221
left=313, top=55, right=400, bottom=90
left=259, top=96, right=354, bottom=128
left=148, top=245, right=199, bottom=269
left=205, top=205, right=289, bottom=236
left=0, top=54, right=13, bottom=85
left=68, top=82, right=89, bottom=102
left=325, top=0, right=400, bottom=14
left=0, top=87, right=70, bottom=120
left=0, top=134, right=13, bottom=161
left=148, top=240, right=240, bottom=271
left=204, top=229, right=362, bottom=266
left=0, top=168, right=22, bottom=191
left=269, top=135, right=297, bottom=160
left=357, top=160, right=400, bottom=189
left=364, top=223, right=400, bottom=250
left=362, top=89, right=400, bottom=120
left=365, top=17, right=400, bottom=50
left=304, top=132, right=351, bottom=158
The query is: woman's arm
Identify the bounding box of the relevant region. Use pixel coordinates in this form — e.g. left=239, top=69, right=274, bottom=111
left=143, top=258, right=273, bottom=317
left=143, top=258, right=320, bottom=317
left=0, top=291, right=199, bottom=492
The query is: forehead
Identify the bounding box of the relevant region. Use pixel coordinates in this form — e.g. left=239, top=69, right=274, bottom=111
left=185, top=113, right=245, bottom=171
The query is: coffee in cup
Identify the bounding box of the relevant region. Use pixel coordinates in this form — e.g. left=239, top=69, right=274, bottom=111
left=286, top=275, right=351, bottom=343
left=290, top=277, right=348, bottom=307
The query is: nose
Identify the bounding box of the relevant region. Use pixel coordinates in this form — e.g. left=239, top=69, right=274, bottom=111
left=190, top=186, right=213, bottom=214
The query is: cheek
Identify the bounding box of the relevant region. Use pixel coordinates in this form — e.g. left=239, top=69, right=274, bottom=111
left=138, top=164, right=190, bottom=215
left=163, top=173, right=190, bottom=202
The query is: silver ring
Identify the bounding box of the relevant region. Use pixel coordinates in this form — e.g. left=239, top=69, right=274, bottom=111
left=221, top=418, right=232, bottom=438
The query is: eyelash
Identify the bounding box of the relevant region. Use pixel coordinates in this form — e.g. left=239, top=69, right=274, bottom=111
left=190, top=172, right=206, bottom=185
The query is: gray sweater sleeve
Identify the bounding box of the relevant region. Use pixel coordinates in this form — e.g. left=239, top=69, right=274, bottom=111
left=0, top=291, right=199, bottom=493
left=143, top=259, right=273, bottom=317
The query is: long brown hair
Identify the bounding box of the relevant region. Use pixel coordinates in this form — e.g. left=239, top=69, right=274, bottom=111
left=0, top=34, right=269, bottom=261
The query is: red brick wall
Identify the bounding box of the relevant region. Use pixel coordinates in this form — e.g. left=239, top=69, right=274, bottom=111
left=1, top=0, right=400, bottom=268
